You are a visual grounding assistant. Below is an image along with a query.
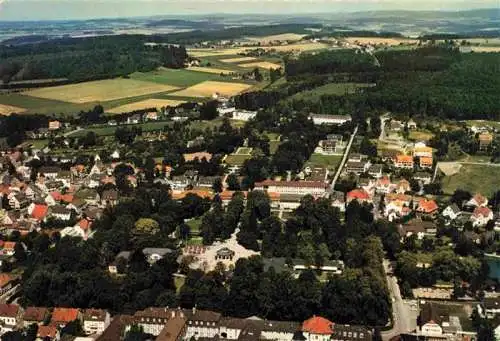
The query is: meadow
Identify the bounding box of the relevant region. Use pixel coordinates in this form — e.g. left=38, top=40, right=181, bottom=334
left=290, top=83, right=374, bottom=101
left=169, top=81, right=253, bottom=98
left=441, top=164, right=500, bottom=196
left=107, top=99, right=187, bottom=114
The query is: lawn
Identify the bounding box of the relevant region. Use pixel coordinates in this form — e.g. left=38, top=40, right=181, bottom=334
left=235, top=147, right=253, bottom=155
left=408, top=130, right=435, bottom=141
left=72, top=121, right=173, bottom=137
left=26, top=78, right=179, bottom=103
left=186, top=217, right=202, bottom=234
left=306, top=154, right=343, bottom=169
left=0, top=93, right=95, bottom=115
left=290, top=83, right=374, bottom=101
left=442, top=164, right=500, bottom=196
left=24, top=139, right=49, bottom=149
left=225, top=154, right=252, bottom=166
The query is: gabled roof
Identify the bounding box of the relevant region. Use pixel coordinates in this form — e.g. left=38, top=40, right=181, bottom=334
left=473, top=206, right=492, bottom=218
left=3, top=241, right=16, bottom=250
left=83, top=309, right=108, bottom=321
left=346, top=189, right=370, bottom=201
left=302, top=316, right=334, bottom=335
left=23, top=307, right=49, bottom=322
left=446, top=203, right=461, bottom=214
left=32, top=204, right=48, bottom=221
left=37, top=325, right=58, bottom=338
left=396, top=155, right=413, bottom=163
left=51, top=307, right=79, bottom=323
left=0, top=303, right=19, bottom=317
left=417, top=199, right=439, bottom=213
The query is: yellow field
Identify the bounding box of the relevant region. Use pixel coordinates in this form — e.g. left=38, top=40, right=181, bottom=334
left=470, top=46, right=500, bottom=52
left=220, top=57, right=257, bottom=63
left=238, top=61, right=282, bottom=69
left=107, top=99, right=187, bottom=114
left=26, top=79, right=179, bottom=103
left=246, top=33, right=306, bottom=44
left=188, top=42, right=329, bottom=57
left=187, top=66, right=235, bottom=75
left=169, top=81, right=253, bottom=98
left=0, top=104, right=26, bottom=115
left=345, top=37, right=418, bottom=46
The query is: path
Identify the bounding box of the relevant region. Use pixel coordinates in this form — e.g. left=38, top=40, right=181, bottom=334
left=381, top=260, right=416, bottom=341
left=329, top=125, right=358, bottom=192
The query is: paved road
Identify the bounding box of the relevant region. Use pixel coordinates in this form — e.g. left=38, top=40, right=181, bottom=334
left=63, top=127, right=82, bottom=137
left=329, top=125, right=358, bottom=191
left=381, top=260, right=416, bottom=341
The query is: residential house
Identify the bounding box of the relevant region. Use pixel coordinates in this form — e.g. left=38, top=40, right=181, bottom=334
left=184, top=309, right=222, bottom=339
left=83, top=309, right=111, bottom=336
left=416, top=199, right=439, bottom=218
left=375, top=176, right=393, bottom=194
left=132, top=308, right=177, bottom=336
left=254, top=180, right=328, bottom=197
left=50, top=205, right=72, bottom=221
left=399, top=220, right=437, bottom=240
left=142, top=248, right=174, bottom=264
left=442, top=204, right=461, bottom=221
left=126, top=114, right=141, bottom=124
left=466, top=193, right=488, bottom=208
left=479, top=132, right=494, bottom=151
left=471, top=206, right=493, bottom=227
left=395, top=179, right=411, bottom=194
left=407, top=119, right=417, bottom=130
left=418, top=302, right=465, bottom=337
left=261, top=321, right=301, bottom=341
left=414, top=172, right=432, bottom=185
left=483, top=297, right=500, bottom=319
left=389, top=120, right=404, bottom=132
left=156, top=316, right=187, bottom=341
left=23, top=307, right=49, bottom=327
left=309, top=114, right=352, bottom=126
left=50, top=308, right=80, bottom=328
left=232, top=110, right=257, bottom=121
left=316, top=140, right=344, bottom=155
left=197, top=176, right=220, bottom=188
left=419, top=157, right=433, bottom=169
left=218, top=105, right=236, bottom=116
left=331, top=324, right=372, bottom=341
left=367, top=164, right=383, bottom=179
left=346, top=189, right=372, bottom=204
left=331, top=191, right=346, bottom=212
left=144, top=111, right=159, bottom=121
left=184, top=152, right=213, bottom=162
left=108, top=120, right=118, bottom=126
left=8, top=192, right=29, bottom=209
left=39, top=166, right=61, bottom=179
left=37, top=325, right=59, bottom=340
left=0, top=304, right=19, bottom=330
left=0, top=274, right=15, bottom=296
left=1, top=242, right=16, bottom=256
left=413, top=145, right=433, bottom=158
left=394, top=155, right=414, bottom=169
left=108, top=251, right=132, bottom=274
left=301, top=316, right=334, bottom=341
left=101, top=189, right=118, bottom=207
left=345, top=161, right=370, bottom=175
left=48, top=120, right=61, bottom=130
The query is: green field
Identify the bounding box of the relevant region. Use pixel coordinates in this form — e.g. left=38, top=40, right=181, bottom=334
left=442, top=164, right=500, bottom=196
left=72, top=121, right=172, bottom=137
left=290, top=83, right=375, bottom=101
left=225, top=154, right=252, bottom=166
left=130, top=68, right=236, bottom=87
left=306, top=154, right=343, bottom=170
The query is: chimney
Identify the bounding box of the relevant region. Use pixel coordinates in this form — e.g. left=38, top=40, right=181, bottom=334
left=192, top=306, right=197, bottom=315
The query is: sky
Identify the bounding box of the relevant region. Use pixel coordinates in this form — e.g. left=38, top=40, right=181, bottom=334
left=0, top=0, right=497, bottom=20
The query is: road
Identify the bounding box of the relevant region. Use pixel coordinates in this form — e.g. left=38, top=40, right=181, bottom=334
left=63, top=127, right=82, bottom=137
left=329, top=125, right=358, bottom=191
left=381, top=260, right=417, bottom=341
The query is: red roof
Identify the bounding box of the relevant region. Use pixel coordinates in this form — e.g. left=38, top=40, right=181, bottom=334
left=0, top=304, right=19, bottom=317
left=3, top=241, right=16, bottom=251
left=0, top=274, right=12, bottom=288
left=302, top=316, right=334, bottom=335
left=473, top=206, right=492, bottom=218
left=38, top=325, right=58, bottom=338
left=346, top=189, right=370, bottom=201
left=50, top=192, right=74, bottom=203
left=51, top=308, right=79, bottom=323
left=417, top=199, right=439, bottom=214
left=79, top=218, right=92, bottom=231
left=32, top=204, right=49, bottom=221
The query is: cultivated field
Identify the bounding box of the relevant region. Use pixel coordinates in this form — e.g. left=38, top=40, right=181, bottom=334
left=469, top=46, right=500, bottom=53
left=26, top=79, right=179, bottom=103
left=246, top=33, right=307, bottom=44
left=170, top=81, right=253, bottom=98
left=188, top=42, right=329, bottom=57
left=107, top=99, right=187, bottom=114
left=0, top=104, right=26, bottom=115
left=291, top=83, right=374, bottom=101
left=220, top=56, right=257, bottom=63
left=344, top=37, right=418, bottom=46
left=238, top=61, right=282, bottom=69
left=187, top=66, right=235, bottom=75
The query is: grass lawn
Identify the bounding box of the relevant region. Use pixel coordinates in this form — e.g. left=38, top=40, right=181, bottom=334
left=186, top=217, right=203, bottom=234
left=290, top=83, right=374, bottom=101
left=174, top=276, right=185, bottom=293
left=186, top=237, right=203, bottom=245
left=409, top=130, right=435, bottom=141
left=188, top=118, right=245, bottom=131
left=235, top=147, right=253, bottom=155
left=24, top=139, right=49, bottom=149
left=225, top=154, right=252, bottom=166
left=306, top=154, right=343, bottom=170
left=442, top=164, right=500, bottom=196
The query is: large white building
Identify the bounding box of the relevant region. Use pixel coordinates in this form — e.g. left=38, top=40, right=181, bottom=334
left=232, top=110, right=258, bottom=121
left=254, top=180, right=328, bottom=196
left=82, top=309, right=110, bottom=336
left=310, top=114, right=352, bottom=126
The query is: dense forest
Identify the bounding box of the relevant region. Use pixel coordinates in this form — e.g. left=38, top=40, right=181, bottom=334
left=0, top=37, right=187, bottom=83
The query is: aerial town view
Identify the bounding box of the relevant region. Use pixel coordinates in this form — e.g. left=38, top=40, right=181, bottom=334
left=0, top=0, right=498, bottom=340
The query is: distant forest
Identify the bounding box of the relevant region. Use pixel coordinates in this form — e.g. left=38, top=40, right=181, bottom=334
left=0, top=36, right=187, bottom=83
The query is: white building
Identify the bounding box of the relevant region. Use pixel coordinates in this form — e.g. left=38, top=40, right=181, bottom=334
left=83, top=309, right=110, bottom=336
left=254, top=180, right=328, bottom=196
left=309, top=114, right=352, bottom=126
left=232, top=110, right=257, bottom=121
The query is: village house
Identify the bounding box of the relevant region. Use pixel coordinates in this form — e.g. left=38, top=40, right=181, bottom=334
left=471, top=206, right=493, bottom=227
left=101, top=189, right=118, bottom=207
left=413, top=144, right=433, bottom=158
left=331, top=191, right=346, bottom=212
left=479, top=132, right=494, bottom=151
left=374, top=176, right=393, bottom=194
left=232, top=110, right=257, bottom=121
left=254, top=180, right=328, bottom=197
left=466, top=193, right=488, bottom=208
left=0, top=274, right=15, bottom=296
left=316, top=140, right=345, bottom=155
left=156, top=316, right=187, bottom=341
left=132, top=308, right=178, bottom=336
left=50, top=308, right=80, bottom=328
left=413, top=172, right=432, bottom=185
left=1, top=241, right=16, bottom=256
left=395, top=179, right=412, bottom=194
left=407, top=119, right=417, bottom=130
left=416, top=199, right=439, bottom=219
left=442, top=204, right=461, bottom=221
left=37, top=325, right=59, bottom=340
left=0, top=304, right=19, bottom=331
left=83, top=309, right=111, bottom=336
left=8, top=192, right=29, bottom=209
left=345, top=160, right=371, bottom=175
left=39, top=166, right=61, bottom=179
left=48, top=120, right=61, bottom=130
left=309, top=114, right=352, bottom=126
left=184, top=308, right=222, bottom=339
left=126, top=114, right=141, bottom=124
left=368, top=164, right=383, bottom=178
left=142, top=248, right=174, bottom=264
left=144, top=111, right=159, bottom=121
left=49, top=205, right=72, bottom=221
left=346, top=189, right=372, bottom=204
left=419, top=157, right=433, bottom=169
left=394, top=155, right=414, bottom=169
left=301, top=316, right=334, bottom=341
left=23, top=307, right=49, bottom=327
left=482, top=297, right=500, bottom=319
left=399, top=220, right=437, bottom=240
left=418, top=302, right=468, bottom=338
left=389, top=120, right=404, bottom=132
